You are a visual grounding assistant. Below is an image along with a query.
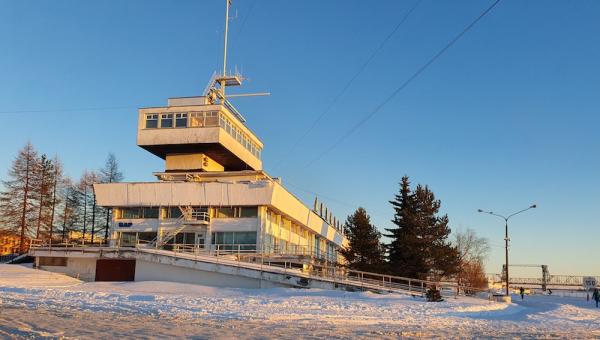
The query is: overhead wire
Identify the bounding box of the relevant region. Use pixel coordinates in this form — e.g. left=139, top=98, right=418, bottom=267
left=303, top=0, right=502, bottom=169
left=271, top=0, right=422, bottom=172
left=0, top=106, right=139, bottom=115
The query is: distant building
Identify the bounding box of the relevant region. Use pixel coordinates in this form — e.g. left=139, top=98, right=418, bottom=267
left=0, top=231, right=28, bottom=255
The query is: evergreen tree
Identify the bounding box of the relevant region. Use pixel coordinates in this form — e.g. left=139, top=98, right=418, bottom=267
left=0, top=142, right=39, bottom=252
left=339, top=207, right=385, bottom=273
left=386, top=176, right=460, bottom=280
left=385, top=176, right=424, bottom=278
left=99, top=153, right=123, bottom=243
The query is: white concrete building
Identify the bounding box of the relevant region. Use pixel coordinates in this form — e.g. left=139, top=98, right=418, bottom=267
left=93, top=94, right=348, bottom=268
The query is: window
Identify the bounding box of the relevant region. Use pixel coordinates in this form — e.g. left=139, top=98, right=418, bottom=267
left=121, top=208, right=141, bottom=219
left=214, top=206, right=257, bottom=218
left=120, top=232, right=137, bottom=247
left=160, top=114, right=173, bottom=128
left=174, top=232, right=196, bottom=245
left=240, top=207, right=258, bottom=218
left=211, top=232, right=257, bottom=249
left=175, top=113, right=187, bottom=128
left=190, top=112, right=204, bottom=127
left=145, top=114, right=158, bottom=128
left=138, top=232, right=157, bottom=242
left=216, top=207, right=235, bottom=218
left=236, top=128, right=242, bottom=143
left=142, top=207, right=159, bottom=219
left=205, top=111, right=218, bottom=126
left=168, top=207, right=182, bottom=219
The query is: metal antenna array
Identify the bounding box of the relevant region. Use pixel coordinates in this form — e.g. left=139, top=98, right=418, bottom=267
left=203, top=0, right=269, bottom=122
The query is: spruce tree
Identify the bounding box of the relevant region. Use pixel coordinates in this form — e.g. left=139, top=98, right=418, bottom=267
left=339, top=207, right=385, bottom=273
left=412, top=184, right=460, bottom=279
left=385, top=176, right=425, bottom=278
left=386, top=176, right=460, bottom=280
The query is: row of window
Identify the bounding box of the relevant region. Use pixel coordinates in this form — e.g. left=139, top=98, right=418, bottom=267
left=211, top=231, right=256, bottom=250
left=115, top=206, right=257, bottom=220
left=144, top=111, right=262, bottom=158
left=118, top=207, right=159, bottom=219
left=217, top=113, right=261, bottom=158
left=214, top=207, right=258, bottom=218
left=118, top=231, right=256, bottom=250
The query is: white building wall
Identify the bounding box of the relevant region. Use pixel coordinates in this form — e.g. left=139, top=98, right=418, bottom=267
left=94, top=180, right=347, bottom=247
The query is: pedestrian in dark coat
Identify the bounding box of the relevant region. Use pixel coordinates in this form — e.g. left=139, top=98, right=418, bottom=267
left=593, top=288, right=600, bottom=308
left=519, top=287, right=525, bottom=300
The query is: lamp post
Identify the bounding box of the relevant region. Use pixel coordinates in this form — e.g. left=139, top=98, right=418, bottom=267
left=478, top=204, right=537, bottom=296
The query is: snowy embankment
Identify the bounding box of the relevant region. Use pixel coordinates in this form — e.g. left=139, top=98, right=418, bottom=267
left=1, top=265, right=599, bottom=339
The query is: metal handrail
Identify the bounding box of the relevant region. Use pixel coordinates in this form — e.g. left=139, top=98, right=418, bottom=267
left=29, top=241, right=490, bottom=298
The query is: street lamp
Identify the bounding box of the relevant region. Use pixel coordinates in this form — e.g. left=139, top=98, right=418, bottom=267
left=478, top=204, right=537, bottom=296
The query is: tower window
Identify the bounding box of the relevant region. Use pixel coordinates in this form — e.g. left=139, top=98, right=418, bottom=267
left=160, top=114, right=173, bottom=128
left=205, top=111, right=218, bottom=126
left=190, top=112, right=204, bottom=127
left=175, top=113, right=188, bottom=128
left=145, top=114, right=158, bottom=128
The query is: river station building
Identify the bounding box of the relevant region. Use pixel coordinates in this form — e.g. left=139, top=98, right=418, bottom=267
left=93, top=82, right=347, bottom=268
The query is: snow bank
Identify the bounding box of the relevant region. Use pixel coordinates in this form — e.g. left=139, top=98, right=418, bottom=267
left=1, top=264, right=599, bottom=339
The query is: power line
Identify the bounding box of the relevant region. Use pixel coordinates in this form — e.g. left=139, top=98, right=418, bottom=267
left=0, top=106, right=139, bottom=115
left=284, top=180, right=391, bottom=219
left=303, top=0, right=502, bottom=169
left=271, top=0, right=422, bottom=172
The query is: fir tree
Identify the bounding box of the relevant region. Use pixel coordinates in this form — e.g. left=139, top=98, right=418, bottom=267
left=385, top=176, right=424, bottom=278
left=339, top=207, right=386, bottom=273
left=386, top=176, right=460, bottom=280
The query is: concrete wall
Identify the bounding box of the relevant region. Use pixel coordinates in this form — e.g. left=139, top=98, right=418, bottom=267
left=135, top=260, right=280, bottom=288
left=38, top=257, right=97, bottom=281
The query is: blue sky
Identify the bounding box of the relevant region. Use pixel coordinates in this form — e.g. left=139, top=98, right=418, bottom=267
left=1, top=0, right=598, bottom=276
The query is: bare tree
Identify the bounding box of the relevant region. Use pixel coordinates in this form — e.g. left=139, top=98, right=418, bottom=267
left=0, top=142, right=39, bottom=252
left=99, top=153, right=124, bottom=243
left=48, top=156, right=65, bottom=242
left=454, top=228, right=490, bottom=292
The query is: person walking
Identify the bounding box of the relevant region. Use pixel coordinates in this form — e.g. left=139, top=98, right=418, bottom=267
left=519, top=287, right=525, bottom=300
left=593, top=288, right=600, bottom=308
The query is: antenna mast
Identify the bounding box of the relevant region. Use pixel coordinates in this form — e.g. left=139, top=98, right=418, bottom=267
left=203, top=0, right=268, bottom=116
left=221, top=0, right=231, bottom=98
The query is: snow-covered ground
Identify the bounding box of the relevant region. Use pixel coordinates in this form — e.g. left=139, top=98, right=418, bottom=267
left=1, top=264, right=598, bottom=339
